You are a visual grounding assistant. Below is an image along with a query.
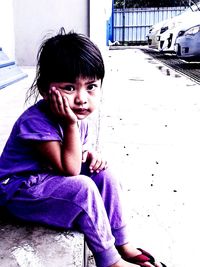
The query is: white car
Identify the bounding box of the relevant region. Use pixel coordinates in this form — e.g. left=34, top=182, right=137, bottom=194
left=158, top=2, right=200, bottom=52
left=146, top=19, right=168, bottom=49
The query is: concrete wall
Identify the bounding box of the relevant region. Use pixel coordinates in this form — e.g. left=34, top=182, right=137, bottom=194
left=0, top=0, right=15, bottom=60
left=13, top=0, right=89, bottom=66
left=0, top=0, right=113, bottom=66
left=89, top=0, right=113, bottom=51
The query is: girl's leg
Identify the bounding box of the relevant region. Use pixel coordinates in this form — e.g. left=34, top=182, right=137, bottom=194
left=6, top=173, right=121, bottom=267
left=81, top=164, right=129, bottom=247
left=83, top=168, right=165, bottom=267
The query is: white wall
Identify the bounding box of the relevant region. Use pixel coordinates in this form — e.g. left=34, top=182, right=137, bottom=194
left=89, top=0, right=113, bottom=51
left=13, top=0, right=89, bottom=66
left=0, top=0, right=112, bottom=66
left=0, top=0, right=15, bottom=60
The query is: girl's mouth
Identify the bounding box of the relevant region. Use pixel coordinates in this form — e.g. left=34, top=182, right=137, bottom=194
left=73, top=108, right=89, bottom=115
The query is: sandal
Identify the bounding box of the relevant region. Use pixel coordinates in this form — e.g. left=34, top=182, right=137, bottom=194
left=126, top=248, right=167, bottom=267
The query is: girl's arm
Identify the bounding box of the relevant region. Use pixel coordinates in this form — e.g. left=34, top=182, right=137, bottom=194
left=35, top=88, right=82, bottom=176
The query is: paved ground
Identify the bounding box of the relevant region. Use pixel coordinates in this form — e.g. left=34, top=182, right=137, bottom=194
left=1, top=48, right=200, bottom=267
left=100, top=48, right=200, bottom=267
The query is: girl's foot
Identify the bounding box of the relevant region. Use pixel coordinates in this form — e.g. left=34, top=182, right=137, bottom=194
left=116, top=243, right=164, bottom=267
left=109, top=258, right=141, bottom=267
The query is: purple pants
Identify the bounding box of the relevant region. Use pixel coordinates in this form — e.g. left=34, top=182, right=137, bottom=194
left=6, top=165, right=128, bottom=267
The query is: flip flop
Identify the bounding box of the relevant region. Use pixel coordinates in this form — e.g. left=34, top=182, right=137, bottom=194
left=125, top=248, right=167, bottom=267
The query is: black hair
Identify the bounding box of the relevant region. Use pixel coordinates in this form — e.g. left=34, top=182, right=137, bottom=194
left=26, top=28, right=105, bottom=102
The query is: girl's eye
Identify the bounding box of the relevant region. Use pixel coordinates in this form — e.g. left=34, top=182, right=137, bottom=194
left=60, top=85, right=75, bottom=92
left=87, top=84, right=97, bottom=91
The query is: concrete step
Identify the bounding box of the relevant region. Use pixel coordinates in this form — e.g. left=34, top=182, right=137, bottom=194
left=0, top=64, right=28, bottom=89
left=0, top=48, right=28, bottom=89
left=0, top=59, right=15, bottom=68
left=0, top=48, right=15, bottom=68
left=0, top=215, right=85, bottom=267
left=0, top=47, right=10, bottom=61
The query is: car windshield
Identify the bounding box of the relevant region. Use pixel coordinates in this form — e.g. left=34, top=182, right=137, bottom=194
left=185, top=1, right=200, bottom=12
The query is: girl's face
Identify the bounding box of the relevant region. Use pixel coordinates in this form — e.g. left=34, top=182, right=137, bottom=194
left=49, top=77, right=102, bottom=120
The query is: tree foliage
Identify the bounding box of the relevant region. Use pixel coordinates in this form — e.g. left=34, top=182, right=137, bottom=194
left=114, top=0, right=199, bottom=8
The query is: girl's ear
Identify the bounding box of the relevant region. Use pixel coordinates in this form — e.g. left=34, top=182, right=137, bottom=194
left=43, top=95, right=48, bottom=100
left=41, top=91, right=48, bottom=100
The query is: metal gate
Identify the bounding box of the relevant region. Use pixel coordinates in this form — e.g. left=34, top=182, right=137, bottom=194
left=113, top=6, right=186, bottom=44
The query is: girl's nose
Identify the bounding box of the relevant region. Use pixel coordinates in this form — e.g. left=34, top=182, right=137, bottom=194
left=75, top=90, right=87, bottom=105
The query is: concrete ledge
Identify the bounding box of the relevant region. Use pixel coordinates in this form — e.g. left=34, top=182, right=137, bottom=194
left=0, top=212, right=85, bottom=267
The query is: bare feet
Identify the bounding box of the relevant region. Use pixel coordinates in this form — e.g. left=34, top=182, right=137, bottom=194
left=116, top=243, right=164, bottom=267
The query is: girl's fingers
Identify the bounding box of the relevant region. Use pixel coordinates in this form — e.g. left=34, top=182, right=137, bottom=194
left=87, top=150, right=108, bottom=173
left=98, top=160, right=108, bottom=171
left=103, top=160, right=108, bottom=170
left=56, top=91, right=65, bottom=112
left=50, top=89, right=77, bottom=124
left=82, top=150, right=88, bottom=163
left=63, top=96, right=69, bottom=108
left=63, top=97, right=72, bottom=114
left=50, top=87, right=65, bottom=113
left=90, top=157, right=108, bottom=173
left=49, top=87, right=59, bottom=108
left=89, top=157, right=99, bottom=172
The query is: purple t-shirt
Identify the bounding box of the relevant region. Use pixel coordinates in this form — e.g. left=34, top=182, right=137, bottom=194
left=0, top=99, right=89, bottom=180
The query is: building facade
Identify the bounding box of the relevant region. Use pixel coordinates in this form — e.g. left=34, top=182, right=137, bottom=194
left=0, top=0, right=113, bottom=65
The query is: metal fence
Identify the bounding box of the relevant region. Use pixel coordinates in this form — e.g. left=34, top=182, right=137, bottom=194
left=113, top=7, right=186, bottom=44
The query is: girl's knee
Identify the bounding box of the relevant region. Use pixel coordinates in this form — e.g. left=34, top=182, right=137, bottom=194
left=76, top=174, right=98, bottom=192
left=92, top=168, right=120, bottom=187
left=49, top=174, right=99, bottom=200
left=73, top=175, right=103, bottom=207
left=93, top=167, right=111, bottom=179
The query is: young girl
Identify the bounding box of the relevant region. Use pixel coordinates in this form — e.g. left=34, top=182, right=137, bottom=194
left=0, top=29, right=166, bottom=267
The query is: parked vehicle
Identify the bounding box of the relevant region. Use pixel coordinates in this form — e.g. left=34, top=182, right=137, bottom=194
left=146, top=19, right=168, bottom=49
left=175, top=24, right=200, bottom=61
left=158, top=11, right=200, bottom=52
left=147, top=2, right=200, bottom=52
left=157, top=2, right=200, bottom=52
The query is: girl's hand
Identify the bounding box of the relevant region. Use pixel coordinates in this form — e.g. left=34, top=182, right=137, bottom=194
left=82, top=150, right=108, bottom=173
left=49, top=87, right=77, bottom=125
